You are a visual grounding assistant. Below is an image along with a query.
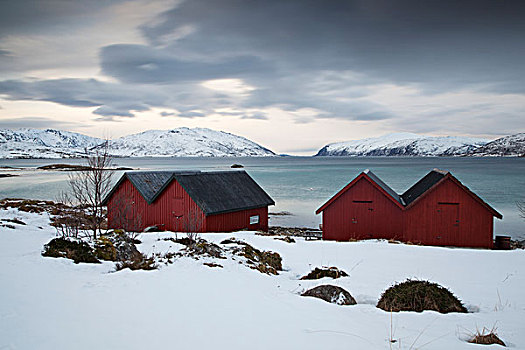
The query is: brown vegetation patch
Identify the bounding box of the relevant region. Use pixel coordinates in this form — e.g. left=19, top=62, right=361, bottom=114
left=204, top=262, right=223, bottom=268
left=220, top=238, right=283, bottom=275
left=0, top=198, right=61, bottom=214
left=2, top=218, right=26, bottom=225
left=37, top=164, right=93, bottom=171
left=42, top=238, right=100, bottom=264
left=240, top=244, right=282, bottom=275
left=469, top=327, right=506, bottom=347
left=377, top=279, right=467, bottom=313
left=94, top=236, right=118, bottom=261
left=274, top=236, right=296, bottom=243
left=300, top=267, right=348, bottom=280
left=115, top=254, right=157, bottom=271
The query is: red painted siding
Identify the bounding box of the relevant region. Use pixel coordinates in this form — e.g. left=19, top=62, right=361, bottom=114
left=205, top=206, right=268, bottom=232
left=322, top=177, right=404, bottom=241
left=404, top=178, right=494, bottom=248
left=107, top=178, right=206, bottom=232
left=107, top=178, right=269, bottom=233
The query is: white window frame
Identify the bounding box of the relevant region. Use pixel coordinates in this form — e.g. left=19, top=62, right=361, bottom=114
left=249, top=215, right=259, bottom=225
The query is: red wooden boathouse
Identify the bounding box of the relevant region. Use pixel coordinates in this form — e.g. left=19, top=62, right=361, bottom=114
left=316, top=169, right=502, bottom=248
left=102, top=171, right=274, bottom=233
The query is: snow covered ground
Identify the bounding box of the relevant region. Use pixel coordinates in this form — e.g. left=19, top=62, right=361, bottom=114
left=1, top=208, right=524, bottom=349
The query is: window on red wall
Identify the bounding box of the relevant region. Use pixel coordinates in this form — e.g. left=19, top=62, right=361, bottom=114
left=250, top=215, right=259, bottom=225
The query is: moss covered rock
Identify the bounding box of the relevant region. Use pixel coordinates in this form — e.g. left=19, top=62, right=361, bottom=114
left=42, top=238, right=100, bottom=264
left=94, top=236, right=117, bottom=261
left=242, top=244, right=282, bottom=275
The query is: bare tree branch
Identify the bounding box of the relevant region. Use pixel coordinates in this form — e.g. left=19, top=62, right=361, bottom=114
left=68, top=141, right=114, bottom=240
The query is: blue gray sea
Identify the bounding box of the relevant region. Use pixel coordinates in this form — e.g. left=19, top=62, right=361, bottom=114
left=1, top=157, right=523, bottom=239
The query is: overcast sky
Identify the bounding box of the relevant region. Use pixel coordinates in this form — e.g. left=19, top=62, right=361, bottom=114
left=0, top=0, right=524, bottom=155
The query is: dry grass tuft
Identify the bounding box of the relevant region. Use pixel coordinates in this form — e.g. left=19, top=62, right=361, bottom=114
left=469, top=327, right=506, bottom=347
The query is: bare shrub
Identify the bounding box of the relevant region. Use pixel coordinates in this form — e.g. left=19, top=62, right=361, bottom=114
left=183, top=208, right=203, bottom=246
left=53, top=191, right=83, bottom=239
left=68, top=142, right=114, bottom=240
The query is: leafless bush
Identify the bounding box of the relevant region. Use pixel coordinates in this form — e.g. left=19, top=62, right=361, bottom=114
left=53, top=191, right=83, bottom=239
left=184, top=208, right=203, bottom=245
left=68, top=142, right=114, bottom=240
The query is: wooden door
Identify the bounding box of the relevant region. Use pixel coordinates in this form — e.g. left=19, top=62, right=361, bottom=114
left=172, top=197, right=184, bottom=231
left=350, top=201, right=374, bottom=240
left=436, top=202, right=459, bottom=245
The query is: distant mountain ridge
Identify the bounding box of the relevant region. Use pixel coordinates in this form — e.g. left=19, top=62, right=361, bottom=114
left=0, top=127, right=275, bottom=159
left=316, top=132, right=525, bottom=157
left=467, top=133, right=525, bottom=157
left=0, top=128, right=103, bottom=159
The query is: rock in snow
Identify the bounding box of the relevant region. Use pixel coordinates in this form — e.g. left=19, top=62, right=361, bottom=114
left=316, top=132, right=492, bottom=157
left=0, top=127, right=275, bottom=158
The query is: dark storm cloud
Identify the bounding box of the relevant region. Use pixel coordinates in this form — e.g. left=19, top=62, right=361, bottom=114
left=93, top=106, right=135, bottom=118
left=0, top=0, right=126, bottom=38
left=0, top=78, right=169, bottom=117
left=134, top=0, right=525, bottom=93
left=100, top=44, right=272, bottom=83
left=0, top=117, right=81, bottom=129
left=1, top=0, right=524, bottom=129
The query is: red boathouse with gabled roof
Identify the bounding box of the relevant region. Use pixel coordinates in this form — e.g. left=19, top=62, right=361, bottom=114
left=316, top=169, right=502, bottom=248
left=316, top=169, right=405, bottom=241
left=102, top=170, right=275, bottom=233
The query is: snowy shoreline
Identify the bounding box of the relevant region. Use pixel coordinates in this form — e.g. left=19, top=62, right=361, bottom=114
left=1, top=207, right=525, bottom=349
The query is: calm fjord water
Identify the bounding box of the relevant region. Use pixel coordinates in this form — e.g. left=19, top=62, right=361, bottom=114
left=1, top=157, right=524, bottom=239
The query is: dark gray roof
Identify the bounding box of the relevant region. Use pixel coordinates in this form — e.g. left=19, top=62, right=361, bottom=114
left=103, top=170, right=274, bottom=215
left=175, top=171, right=275, bottom=215
left=401, top=169, right=447, bottom=205
left=101, top=171, right=199, bottom=205
left=127, top=171, right=199, bottom=204
left=364, top=169, right=405, bottom=205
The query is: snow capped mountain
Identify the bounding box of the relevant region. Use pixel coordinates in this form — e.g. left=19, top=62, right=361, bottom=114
left=467, top=133, right=525, bottom=157
left=0, top=128, right=102, bottom=158
left=0, top=127, right=275, bottom=158
left=315, top=133, right=489, bottom=157
left=102, top=128, right=275, bottom=157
